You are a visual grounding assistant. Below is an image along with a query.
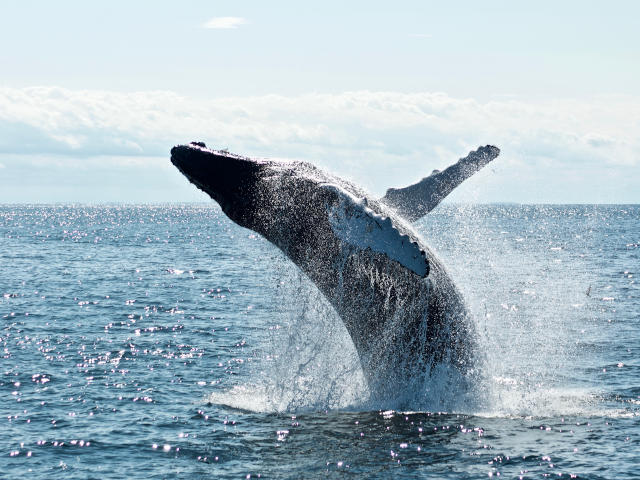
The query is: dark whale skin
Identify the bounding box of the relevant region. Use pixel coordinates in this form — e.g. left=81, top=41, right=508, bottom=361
left=171, top=142, right=497, bottom=402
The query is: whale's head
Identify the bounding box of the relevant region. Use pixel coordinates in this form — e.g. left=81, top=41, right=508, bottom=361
left=170, top=142, right=265, bottom=227
left=171, top=141, right=429, bottom=280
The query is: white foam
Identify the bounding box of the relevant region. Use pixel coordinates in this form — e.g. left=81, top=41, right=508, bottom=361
left=206, top=384, right=281, bottom=413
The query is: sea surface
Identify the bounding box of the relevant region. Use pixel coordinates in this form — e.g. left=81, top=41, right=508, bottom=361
left=0, top=204, right=638, bottom=479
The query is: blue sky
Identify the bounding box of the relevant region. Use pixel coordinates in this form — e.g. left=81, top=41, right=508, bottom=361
left=1, top=1, right=639, bottom=203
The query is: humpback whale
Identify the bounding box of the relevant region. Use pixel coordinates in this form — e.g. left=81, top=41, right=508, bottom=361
left=170, top=142, right=499, bottom=402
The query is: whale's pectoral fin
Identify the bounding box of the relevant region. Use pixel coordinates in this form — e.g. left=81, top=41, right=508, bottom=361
left=381, top=145, right=500, bottom=221
left=321, top=184, right=429, bottom=277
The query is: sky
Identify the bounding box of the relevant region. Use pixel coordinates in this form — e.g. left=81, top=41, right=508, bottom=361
left=1, top=0, right=639, bottom=203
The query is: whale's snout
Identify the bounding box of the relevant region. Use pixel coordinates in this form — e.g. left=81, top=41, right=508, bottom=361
left=170, top=142, right=209, bottom=180
left=170, top=142, right=240, bottom=192
left=170, top=142, right=262, bottom=225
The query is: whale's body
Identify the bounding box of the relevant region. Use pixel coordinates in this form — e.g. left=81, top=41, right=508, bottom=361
left=170, top=143, right=499, bottom=401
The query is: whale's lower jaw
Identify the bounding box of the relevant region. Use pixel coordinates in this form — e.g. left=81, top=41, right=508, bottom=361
left=170, top=142, right=479, bottom=402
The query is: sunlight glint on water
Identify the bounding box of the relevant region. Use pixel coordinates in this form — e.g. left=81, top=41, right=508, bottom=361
left=0, top=204, right=638, bottom=479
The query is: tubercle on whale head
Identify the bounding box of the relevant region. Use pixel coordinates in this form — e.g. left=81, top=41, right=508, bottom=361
left=170, top=142, right=262, bottom=227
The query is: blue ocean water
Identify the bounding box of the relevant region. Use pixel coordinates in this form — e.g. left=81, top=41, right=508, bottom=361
left=0, top=204, right=638, bottom=479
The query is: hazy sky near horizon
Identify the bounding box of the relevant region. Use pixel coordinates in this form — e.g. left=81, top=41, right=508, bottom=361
left=1, top=1, right=639, bottom=203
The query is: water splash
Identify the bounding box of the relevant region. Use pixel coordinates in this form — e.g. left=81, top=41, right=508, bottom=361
left=208, top=260, right=366, bottom=412
left=207, top=255, right=478, bottom=413
left=208, top=204, right=622, bottom=418
left=422, top=204, right=610, bottom=418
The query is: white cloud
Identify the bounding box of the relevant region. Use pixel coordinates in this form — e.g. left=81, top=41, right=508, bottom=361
left=203, top=17, right=248, bottom=29
left=0, top=86, right=639, bottom=202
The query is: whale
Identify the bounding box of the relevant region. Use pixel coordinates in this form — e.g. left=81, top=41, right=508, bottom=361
left=170, top=142, right=499, bottom=402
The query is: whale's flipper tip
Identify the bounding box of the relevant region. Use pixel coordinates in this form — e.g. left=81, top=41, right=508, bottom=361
left=480, top=144, right=500, bottom=161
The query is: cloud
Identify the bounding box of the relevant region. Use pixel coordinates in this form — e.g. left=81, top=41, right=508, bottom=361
left=408, top=33, right=432, bottom=38
left=203, top=17, right=248, bottom=29
left=0, top=86, right=639, bottom=202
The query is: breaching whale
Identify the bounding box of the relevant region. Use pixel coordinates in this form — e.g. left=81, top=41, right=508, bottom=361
left=170, top=142, right=499, bottom=401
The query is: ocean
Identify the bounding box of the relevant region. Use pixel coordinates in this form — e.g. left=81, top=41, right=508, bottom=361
left=1, top=204, right=638, bottom=479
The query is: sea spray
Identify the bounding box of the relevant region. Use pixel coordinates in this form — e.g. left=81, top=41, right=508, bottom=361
left=211, top=250, right=481, bottom=413
left=422, top=204, right=604, bottom=417
left=207, top=256, right=366, bottom=412
left=259, top=259, right=366, bottom=412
